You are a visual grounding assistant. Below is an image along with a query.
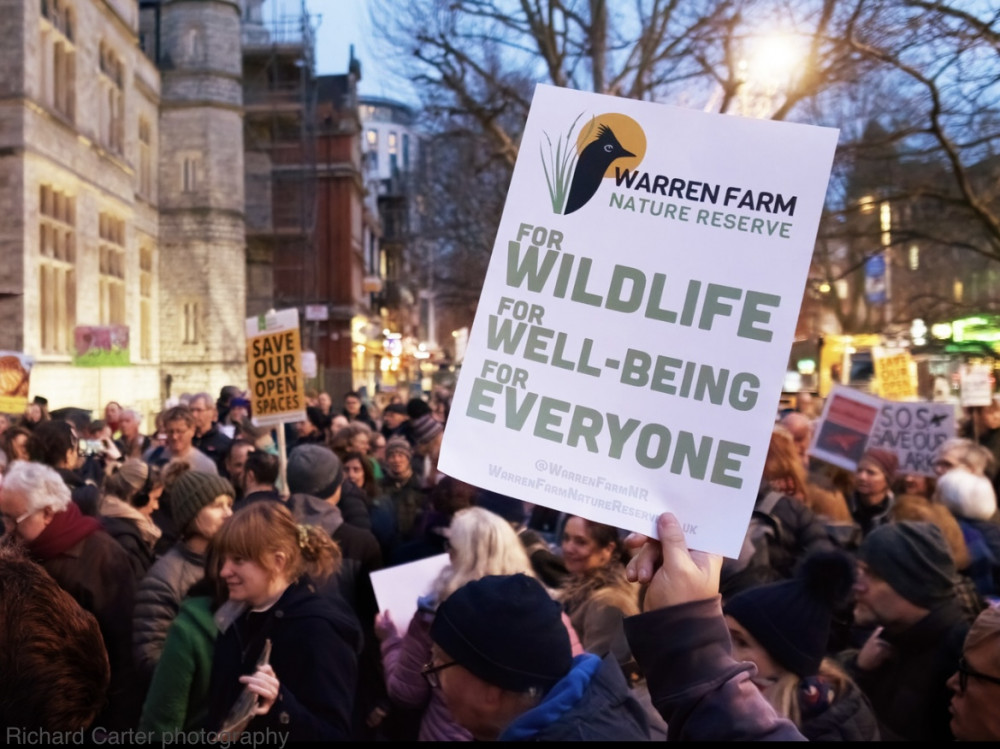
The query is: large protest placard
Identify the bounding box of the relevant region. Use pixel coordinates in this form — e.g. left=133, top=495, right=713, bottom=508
left=0, top=351, right=32, bottom=414
left=437, top=84, right=839, bottom=556
left=810, top=383, right=954, bottom=476
left=245, top=308, right=306, bottom=427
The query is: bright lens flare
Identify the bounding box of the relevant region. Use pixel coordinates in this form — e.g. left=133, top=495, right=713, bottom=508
left=746, top=33, right=806, bottom=83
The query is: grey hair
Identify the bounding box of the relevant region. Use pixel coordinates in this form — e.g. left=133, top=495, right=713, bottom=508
left=936, top=438, right=994, bottom=476
left=121, top=409, right=141, bottom=422
left=2, top=461, right=71, bottom=513
left=190, top=392, right=214, bottom=410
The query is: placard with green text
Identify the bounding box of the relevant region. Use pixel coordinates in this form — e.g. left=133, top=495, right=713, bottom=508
left=438, top=84, right=839, bottom=556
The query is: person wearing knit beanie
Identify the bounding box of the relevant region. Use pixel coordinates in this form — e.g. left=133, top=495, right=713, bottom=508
left=428, top=573, right=651, bottom=741
left=723, top=551, right=878, bottom=739
left=171, top=470, right=236, bottom=536
left=850, top=448, right=899, bottom=537
left=384, top=435, right=412, bottom=462
left=411, top=413, right=443, bottom=448
left=848, top=520, right=973, bottom=741
left=856, top=521, right=959, bottom=611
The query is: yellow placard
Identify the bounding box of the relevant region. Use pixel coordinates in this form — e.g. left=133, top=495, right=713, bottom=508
left=246, top=319, right=305, bottom=426
left=873, top=349, right=916, bottom=400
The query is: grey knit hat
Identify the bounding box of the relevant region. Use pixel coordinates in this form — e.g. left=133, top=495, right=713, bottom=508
left=171, top=471, right=235, bottom=533
left=286, top=444, right=343, bottom=498
left=858, top=521, right=958, bottom=609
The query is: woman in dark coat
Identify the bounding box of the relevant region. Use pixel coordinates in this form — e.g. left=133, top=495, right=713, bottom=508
left=723, top=550, right=880, bottom=741
left=206, top=502, right=363, bottom=741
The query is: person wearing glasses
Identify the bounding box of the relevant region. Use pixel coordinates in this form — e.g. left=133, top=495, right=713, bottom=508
left=0, top=460, right=138, bottom=729
left=838, top=522, right=970, bottom=741
left=373, top=507, right=585, bottom=742
left=425, top=572, right=652, bottom=741
left=947, top=604, right=1000, bottom=741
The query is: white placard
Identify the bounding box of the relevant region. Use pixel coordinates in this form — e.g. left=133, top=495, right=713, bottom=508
left=438, top=84, right=839, bottom=556
left=370, top=554, right=450, bottom=634
left=960, top=364, right=994, bottom=407
left=866, top=399, right=955, bottom=477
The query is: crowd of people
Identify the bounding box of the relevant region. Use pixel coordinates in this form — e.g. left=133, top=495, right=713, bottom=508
left=0, top=384, right=998, bottom=741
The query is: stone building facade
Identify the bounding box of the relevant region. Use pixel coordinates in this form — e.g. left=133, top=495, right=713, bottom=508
left=0, top=0, right=247, bottom=421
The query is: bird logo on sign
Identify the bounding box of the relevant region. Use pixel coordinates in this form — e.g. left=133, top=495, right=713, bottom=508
left=542, top=112, right=646, bottom=215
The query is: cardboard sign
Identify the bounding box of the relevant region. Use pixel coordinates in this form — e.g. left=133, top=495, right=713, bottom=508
left=960, top=364, right=993, bottom=407
left=437, top=84, right=839, bottom=556
left=0, top=351, right=32, bottom=414
left=873, top=347, right=916, bottom=401
left=245, top=309, right=306, bottom=427
left=810, top=384, right=954, bottom=476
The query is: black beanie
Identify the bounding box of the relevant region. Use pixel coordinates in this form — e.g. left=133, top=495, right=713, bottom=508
left=430, top=574, right=572, bottom=693
left=857, top=521, right=958, bottom=609
left=724, top=550, right=855, bottom=678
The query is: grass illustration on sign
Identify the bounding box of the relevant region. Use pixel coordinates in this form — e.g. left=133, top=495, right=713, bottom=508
left=541, top=112, right=646, bottom=215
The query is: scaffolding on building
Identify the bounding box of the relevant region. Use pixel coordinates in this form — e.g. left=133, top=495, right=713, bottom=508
left=241, top=0, right=318, bottom=316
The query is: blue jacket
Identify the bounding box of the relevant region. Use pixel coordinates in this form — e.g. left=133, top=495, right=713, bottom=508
left=499, top=654, right=651, bottom=741
left=624, top=596, right=806, bottom=741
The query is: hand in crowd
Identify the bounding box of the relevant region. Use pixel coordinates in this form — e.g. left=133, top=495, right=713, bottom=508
left=856, top=625, right=894, bottom=671
left=239, top=663, right=281, bottom=716
left=374, top=610, right=399, bottom=642
left=625, top=512, right=722, bottom=611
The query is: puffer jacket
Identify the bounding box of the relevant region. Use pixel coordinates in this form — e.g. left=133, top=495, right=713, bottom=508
left=133, top=542, right=206, bottom=682
left=499, top=654, right=651, bottom=741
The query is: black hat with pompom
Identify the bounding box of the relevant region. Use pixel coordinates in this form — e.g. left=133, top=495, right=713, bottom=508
left=724, top=550, right=855, bottom=678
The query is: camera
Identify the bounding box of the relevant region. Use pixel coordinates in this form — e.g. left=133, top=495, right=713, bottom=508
left=79, top=439, right=105, bottom=457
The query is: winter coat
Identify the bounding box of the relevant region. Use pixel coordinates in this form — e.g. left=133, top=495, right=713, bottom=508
left=26, top=501, right=139, bottom=729
left=206, top=577, right=363, bottom=741
left=100, top=496, right=161, bottom=582
left=499, top=653, right=652, bottom=741
left=192, top=424, right=233, bottom=475
left=139, top=594, right=216, bottom=737
left=339, top=478, right=374, bottom=531
left=559, top=563, right=640, bottom=667
left=798, top=673, right=880, bottom=741
left=379, top=594, right=586, bottom=742
left=720, top=491, right=837, bottom=598
left=840, top=599, right=969, bottom=741
left=133, top=542, right=206, bottom=682
left=624, top=597, right=806, bottom=741
left=847, top=490, right=895, bottom=539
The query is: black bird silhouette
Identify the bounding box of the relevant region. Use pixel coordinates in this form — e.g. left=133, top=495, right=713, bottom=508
left=564, top=124, right=635, bottom=215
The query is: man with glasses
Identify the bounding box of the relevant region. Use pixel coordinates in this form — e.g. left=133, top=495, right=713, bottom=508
left=947, top=604, right=1000, bottom=740
left=143, top=405, right=218, bottom=475
left=189, top=392, right=233, bottom=475
left=0, top=460, right=138, bottom=729
left=839, top=521, right=970, bottom=741
left=425, top=573, right=652, bottom=741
